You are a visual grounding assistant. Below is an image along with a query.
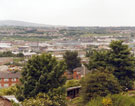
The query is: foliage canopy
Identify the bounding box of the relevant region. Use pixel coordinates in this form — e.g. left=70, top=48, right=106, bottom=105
left=16, top=53, right=66, bottom=101
left=80, top=70, right=122, bottom=104
left=85, top=40, right=135, bottom=89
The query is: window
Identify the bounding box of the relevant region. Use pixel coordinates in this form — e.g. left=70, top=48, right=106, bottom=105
left=12, top=78, right=16, bottom=82
left=4, top=84, right=8, bottom=87
left=4, top=79, right=9, bottom=82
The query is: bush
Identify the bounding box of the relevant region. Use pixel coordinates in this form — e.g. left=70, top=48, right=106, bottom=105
left=11, top=100, right=20, bottom=106
left=86, top=94, right=135, bottom=106
left=110, top=94, right=135, bottom=106
left=80, top=70, right=122, bottom=104
left=67, top=97, right=83, bottom=106
left=65, top=79, right=80, bottom=88
left=0, top=86, right=17, bottom=96
left=86, top=97, right=103, bottom=106
left=102, top=97, right=112, bottom=106
left=22, top=88, right=67, bottom=106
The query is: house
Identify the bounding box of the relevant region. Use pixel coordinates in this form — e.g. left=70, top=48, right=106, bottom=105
left=64, top=66, right=89, bottom=80
left=73, top=66, right=89, bottom=80
left=0, top=96, right=12, bottom=106
left=0, top=71, right=21, bottom=88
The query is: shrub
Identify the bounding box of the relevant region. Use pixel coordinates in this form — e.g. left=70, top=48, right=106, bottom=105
left=22, top=89, right=67, bottom=106
left=86, top=94, right=135, bottom=106
left=86, top=97, right=102, bottom=106
left=65, top=79, right=80, bottom=88
left=110, top=94, right=135, bottom=106
left=68, top=97, right=83, bottom=106
left=102, top=97, right=112, bottom=106
left=0, top=86, right=17, bottom=96
left=11, top=100, right=20, bottom=106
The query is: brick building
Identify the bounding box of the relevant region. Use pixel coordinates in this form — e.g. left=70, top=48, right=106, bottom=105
left=73, top=67, right=89, bottom=80
left=64, top=66, right=89, bottom=80
left=0, top=71, right=21, bottom=88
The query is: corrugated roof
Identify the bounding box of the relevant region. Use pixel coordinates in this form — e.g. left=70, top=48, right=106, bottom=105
left=67, top=86, right=81, bottom=91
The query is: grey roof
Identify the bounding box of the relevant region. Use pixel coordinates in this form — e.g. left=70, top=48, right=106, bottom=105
left=73, top=67, right=84, bottom=72
left=73, top=67, right=90, bottom=75
left=0, top=71, right=21, bottom=78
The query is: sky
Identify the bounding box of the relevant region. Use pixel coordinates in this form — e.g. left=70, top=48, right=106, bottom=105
left=0, top=0, right=135, bottom=26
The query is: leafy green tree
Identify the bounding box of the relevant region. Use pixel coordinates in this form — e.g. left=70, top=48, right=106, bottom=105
left=108, top=40, right=135, bottom=89
left=63, top=51, right=81, bottom=73
left=16, top=53, right=66, bottom=100
left=85, top=47, right=95, bottom=57
left=80, top=69, right=122, bottom=104
left=86, top=40, right=135, bottom=90
left=85, top=50, right=109, bottom=70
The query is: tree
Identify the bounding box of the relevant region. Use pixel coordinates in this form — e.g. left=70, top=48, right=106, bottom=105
left=16, top=53, right=24, bottom=57
left=80, top=69, right=122, bottom=104
left=85, top=50, right=109, bottom=70
left=108, top=40, right=135, bottom=89
left=0, top=51, right=15, bottom=57
left=63, top=51, right=81, bottom=73
left=85, top=40, right=135, bottom=90
left=85, top=47, right=95, bottom=57
left=16, top=53, right=66, bottom=100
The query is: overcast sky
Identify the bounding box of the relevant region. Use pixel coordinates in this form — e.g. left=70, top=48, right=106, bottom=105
left=0, top=0, right=135, bottom=26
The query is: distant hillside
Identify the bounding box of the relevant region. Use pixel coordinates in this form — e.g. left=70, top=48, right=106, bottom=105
left=0, top=20, right=52, bottom=27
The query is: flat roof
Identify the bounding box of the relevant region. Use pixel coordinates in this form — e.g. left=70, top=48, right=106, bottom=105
left=67, top=86, right=81, bottom=91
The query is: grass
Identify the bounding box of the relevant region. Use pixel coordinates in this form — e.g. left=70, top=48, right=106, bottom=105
left=80, top=33, right=128, bottom=37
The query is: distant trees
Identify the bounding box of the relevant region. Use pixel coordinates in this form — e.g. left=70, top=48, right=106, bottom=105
left=0, top=51, right=14, bottom=57
left=16, top=53, right=24, bottom=57
left=0, top=51, right=24, bottom=57
left=85, top=40, right=135, bottom=90
left=63, top=51, right=81, bottom=73
left=16, top=53, right=66, bottom=101
left=85, top=49, right=95, bottom=57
